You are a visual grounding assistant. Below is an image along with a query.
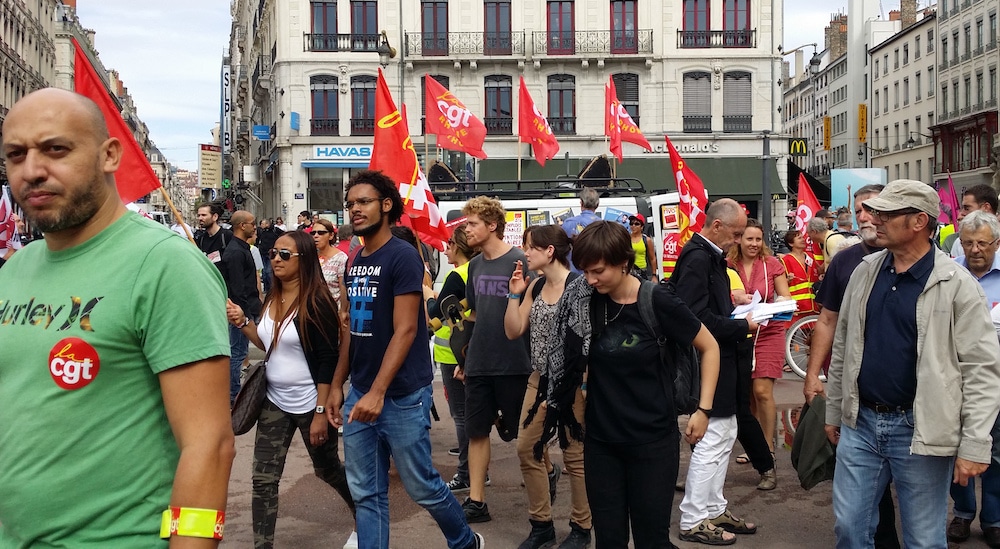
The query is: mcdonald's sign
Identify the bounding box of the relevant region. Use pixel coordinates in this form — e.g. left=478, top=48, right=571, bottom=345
left=823, top=117, right=831, bottom=150
left=789, top=138, right=808, bottom=156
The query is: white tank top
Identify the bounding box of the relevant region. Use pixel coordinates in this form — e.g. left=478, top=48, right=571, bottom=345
left=257, top=307, right=318, bottom=414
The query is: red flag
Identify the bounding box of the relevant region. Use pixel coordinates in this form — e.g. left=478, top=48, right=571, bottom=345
left=606, top=76, right=652, bottom=155
left=794, top=174, right=822, bottom=234
left=369, top=69, right=449, bottom=251
left=665, top=135, right=708, bottom=245
left=0, top=185, right=18, bottom=252
left=424, top=76, right=488, bottom=160
left=605, top=78, right=622, bottom=162
left=72, top=38, right=160, bottom=204
left=517, top=76, right=560, bottom=166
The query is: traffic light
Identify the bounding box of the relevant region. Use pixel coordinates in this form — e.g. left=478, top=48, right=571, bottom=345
left=222, top=178, right=231, bottom=189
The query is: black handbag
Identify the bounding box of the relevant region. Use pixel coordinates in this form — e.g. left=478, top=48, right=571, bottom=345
left=231, top=307, right=290, bottom=435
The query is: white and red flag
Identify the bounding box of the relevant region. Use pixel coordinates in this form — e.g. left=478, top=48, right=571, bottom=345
left=665, top=135, right=708, bottom=245
left=0, top=185, right=19, bottom=253
left=72, top=38, right=160, bottom=204
left=517, top=76, right=560, bottom=166
left=605, top=76, right=651, bottom=162
left=795, top=173, right=824, bottom=263
left=424, top=76, right=488, bottom=159
left=368, top=69, right=449, bottom=251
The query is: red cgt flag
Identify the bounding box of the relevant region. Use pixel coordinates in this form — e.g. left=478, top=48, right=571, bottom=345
left=424, top=76, right=487, bottom=159
left=795, top=173, right=823, bottom=263
left=72, top=38, right=160, bottom=204
left=369, top=69, right=449, bottom=251
left=606, top=76, right=651, bottom=163
left=665, top=135, right=708, bottom=245
left=517, top=76, right=559, bottom=166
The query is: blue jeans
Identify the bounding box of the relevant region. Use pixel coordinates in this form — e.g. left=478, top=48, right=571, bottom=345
left=833, top=406, right=953, bottom=549
left=229, top=324, right=249, bottom=404
left=951, top=414, right=1000, bottom=528
left=343, top=384, right=475, bottom=549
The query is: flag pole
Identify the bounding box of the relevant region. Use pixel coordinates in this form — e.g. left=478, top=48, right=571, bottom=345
left=158, top=187, right=195, bottom=244
left=518, top=144, right=522, bottom=181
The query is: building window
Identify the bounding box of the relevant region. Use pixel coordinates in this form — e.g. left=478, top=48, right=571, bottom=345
left=682, top=71, right=712, bottom=132
left=351, top=0, right=377, bottom=50
left=894, top=48, right=899, bottom=69
left=310, top=75, right=339, bottom=136
left=612, top=72, right=640, bottom=122
left=903, top=78, right=909, bottom=106
left=915, top=35, right=921, bottom=58
left=903, top=44, right=909, bottom=65
left=681, top=0, right=710, bottom=46
left=611, top=0, right=638, bottom=53
left=894, top=82, right=899, bottom=109
left=547, top=1, right=575, bottom=55
left=312, top=1, right=337, bottom=34
left=953, top=31, right=960, bottom=62
left=421, top=0, right=448, bottom=55
left=484, top=74, right=513, bottom=135
left=484, top=1, right=512, bottom=55
left=916, top=159, right=922, bottom=181
left=350, top=75, right=376, bottom=135
left=883, top=54, right=889, bottom=74
left=942, top=86, right=949, bottom=113
left=964, top=25, right=971, bottom=56
left=928, top=67, right=935, bottom=95
left=421, top=74, right=449, bottom=132
left=722, top=0, right=751, bottom=46
left=547, top=74, right=576, bottom=134
left=874, top=58, right=880, bottom=77
left=883, top=85, right=889, bottom=113
left=915, top=71, right=922, bottom=99
left=991, top=13, right=998, bottom=46
left=874, top=90, right=880, bottom=114
left=977, top=19, right=984, bottom=50
left=942, top=37, right=948, bottom=63
left=953, top=81, right=960, bottom=112
left=723, top=71, right=752, bottom=133
left=976, top=72, right=984, bottom=106
left=928, top=29, right=934, bottom=52
left=965, top=76, right=972, bottom=109
left=991, top=67, right=997, bottom=102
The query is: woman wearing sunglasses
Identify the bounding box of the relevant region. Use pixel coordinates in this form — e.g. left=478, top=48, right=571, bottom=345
left=628, top=214, right=657, bottom=281
left=312, top=218, right=348, bottom=304
left=227, top=231, right=357, bottom=549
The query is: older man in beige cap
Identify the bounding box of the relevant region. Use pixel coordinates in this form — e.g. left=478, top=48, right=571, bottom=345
left=824, top=179, right=1000, bottom=548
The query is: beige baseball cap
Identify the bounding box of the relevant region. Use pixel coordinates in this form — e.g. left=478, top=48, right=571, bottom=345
left=861, top=179, right=938, bottom=218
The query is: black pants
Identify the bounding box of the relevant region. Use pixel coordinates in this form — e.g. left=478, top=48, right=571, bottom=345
left=585, top=432, right=679, bottom=549
left=735, top=343, right=774, bottom=474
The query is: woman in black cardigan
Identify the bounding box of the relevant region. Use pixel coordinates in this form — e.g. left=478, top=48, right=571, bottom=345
left=228, top=230, right=356, bottom=549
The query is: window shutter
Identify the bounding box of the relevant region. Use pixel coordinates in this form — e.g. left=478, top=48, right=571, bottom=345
left=723, top=71, right=751, bottom=115
left=683, top=71, right=711, bottom=116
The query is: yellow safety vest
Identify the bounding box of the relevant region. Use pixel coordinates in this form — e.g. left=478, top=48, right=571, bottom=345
left=432, top=262, right=470, bottom=364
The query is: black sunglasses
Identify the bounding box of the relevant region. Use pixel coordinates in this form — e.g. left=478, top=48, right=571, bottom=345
left=630, top=221, right=643, bottom=226
left=268, top=249, right=302, bottom=261
left=312, top=230, right=331, bottom=235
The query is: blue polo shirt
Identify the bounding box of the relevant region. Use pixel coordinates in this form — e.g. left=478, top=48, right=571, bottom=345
left=857, top=248, right=935, bottom=407
left=957, top=254, right=1000, bottom=308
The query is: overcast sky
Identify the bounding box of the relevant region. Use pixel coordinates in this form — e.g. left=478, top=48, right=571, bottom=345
left=72, top=1, right=912, bottom=171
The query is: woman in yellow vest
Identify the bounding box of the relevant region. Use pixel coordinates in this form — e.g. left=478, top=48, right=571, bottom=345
left=424, top=223, right=479, bottom=492
left=779, top=230, right=819, bottom=321
left=628, top=214, right=657, bottom=281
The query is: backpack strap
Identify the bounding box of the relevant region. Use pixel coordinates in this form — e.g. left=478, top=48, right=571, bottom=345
left=531, top=276, right=547, bottom=301
left=638, top=280, right=668, bottom=357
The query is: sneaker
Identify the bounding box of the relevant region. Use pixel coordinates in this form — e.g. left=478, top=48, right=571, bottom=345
left=517, top=519, right=556, bottom=549
left=485, top=474, right=491, bottom=487
left=471, top=532, right=485, bottom=549
left=557, top=522, right=591, bottom=549
left=343, top=531, right=359, bottom=549
left=447, top=474, right=470, bottom=492
left=462, top=497, right=492, bottom=523
left=756, top=468, right=776, bottom=491
left=449, top=447, right=461, bottom=456
left=548, top=463, right=562, bottom=504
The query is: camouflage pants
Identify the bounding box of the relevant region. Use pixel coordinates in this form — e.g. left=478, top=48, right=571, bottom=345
left=252, top=398, right=355, bottom=549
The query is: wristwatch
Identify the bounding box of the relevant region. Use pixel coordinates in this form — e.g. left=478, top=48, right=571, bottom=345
left=239, top=317, right=251, bottom=328
left=315, top=406, right=326, bottom=414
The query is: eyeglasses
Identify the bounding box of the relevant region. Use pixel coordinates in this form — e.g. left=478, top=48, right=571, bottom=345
left=630, top=221, right=643, bottom=226
left=863, top=206, right=922, bottom=223
left=312, top=230, right=331, bottom=236
left=344, top=196, right=384, bottom=209
left=268, top=249, right=302, bottom=261
left=960, top=237, right=1000, bottom=250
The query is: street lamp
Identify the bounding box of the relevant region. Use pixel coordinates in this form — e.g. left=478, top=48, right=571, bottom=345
left=905, top=131, right=933, bottom=148
left=377, top=30, right=397, bottom=68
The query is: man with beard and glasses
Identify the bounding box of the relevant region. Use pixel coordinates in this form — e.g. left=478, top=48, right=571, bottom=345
left=326, top=170, right=484, bottom=549
left=803, top=184, right=902, bottom=549
left=0, top=88, right=234, bottom=547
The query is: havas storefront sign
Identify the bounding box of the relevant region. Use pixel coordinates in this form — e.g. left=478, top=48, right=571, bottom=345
left=642, top=142, right=720, bottom=154
left=303, top=145, right=373, bottom=168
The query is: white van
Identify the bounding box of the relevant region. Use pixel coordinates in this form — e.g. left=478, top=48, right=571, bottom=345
left=431, top=179, right=679, bottom=284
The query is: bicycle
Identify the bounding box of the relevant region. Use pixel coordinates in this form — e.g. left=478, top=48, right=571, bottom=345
left=784, top=314, right=825, bottom=381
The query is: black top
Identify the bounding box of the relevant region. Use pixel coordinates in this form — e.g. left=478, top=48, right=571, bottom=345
left=666, top=233, right=748, bottom=417
left=219, top=237, right=262, bottom=319
left=585, top=286, right=701, bottom=444
left=815, top=241, right=884, bottom=312
left=256, top=226, right=283, bottom=255
left=291, top=299, right=339, bottom=385
left=427, top=270, right=467, bottom=319
left=194, top=227, right=233, bottom=257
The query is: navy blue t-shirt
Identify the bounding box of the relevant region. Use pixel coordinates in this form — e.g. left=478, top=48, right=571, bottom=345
left=815, top=242, right=884, bottom=312
left=345, top=237, right=433, bottom=397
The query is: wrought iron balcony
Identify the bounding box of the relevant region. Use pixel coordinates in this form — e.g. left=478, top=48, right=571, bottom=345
left=676, top=29, right=757, bottom=48
left=351, top=118, right=375, bottom=136
left=988, top=40, right=998, bottom=51
left=312, top=118, right=340, bottom=136
left=962, top=52, right=971, bottom=61
left=723, top=115, right=752, bottom=133
left=405, top=31, right=526, bottom=57
left=485, top=117, right=513, bottom=135
left=986, top=98, right=998, bottom=108
left=975, top=46, right=984, bottom=56
left=303, top=33, right=382, bottom=53
left=683, top=115, right=712, bottom=133
left=939, top=62, right=949, bottom=71
left=531, top=29, right=653, bottom=56
left=549, top=117, right=576, bottom=135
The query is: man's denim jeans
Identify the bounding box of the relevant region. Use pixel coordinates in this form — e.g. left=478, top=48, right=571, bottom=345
left=950, top=415, right=1000, bottom=528
left=343, top=384, right=475, bottom=549
left=228, top=323, right=249, bottom=404
left=833, top=406, right=953, bottom=549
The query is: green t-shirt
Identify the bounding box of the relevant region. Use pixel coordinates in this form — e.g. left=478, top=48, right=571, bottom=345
left=0, top=212, right=231, bottom=548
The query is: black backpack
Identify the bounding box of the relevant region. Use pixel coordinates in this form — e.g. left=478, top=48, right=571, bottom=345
left=636, top=280, right=701, bottom=415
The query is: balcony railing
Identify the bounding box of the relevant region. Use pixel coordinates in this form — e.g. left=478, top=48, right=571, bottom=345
left=986, top=98, right=998, bottom=108
left=677, top=29, right=756, bottom=48
left=974, top=46, right=984, bottom=56
left=988, top=40, right=998, bottom=51
left=405, top=31, right=526, bottom=56
left=350, top=118, right=375, bottom=136
left=723, top=115, right=752, bottom=133
left=962, top=52, right=971, bottom=61
left=532, top=29, right=653, bottom=55
left=940, top=9, right=949, bottom=20
left=950, top=110, right=960, bottom=118
left=939, top=62, right=949, bottom=71
left=549, top=117, right=576, bottom=135
left=961, top=106, right=971, bottom=114
left=311, top=118, right=339, bottom=136
left=484, top=117, right=513, bottom=135
left=683, top=115, right=712, bottom=133
left=303, top=33, right=382, bottom=53
left=961, top=0, right=971, bottom=8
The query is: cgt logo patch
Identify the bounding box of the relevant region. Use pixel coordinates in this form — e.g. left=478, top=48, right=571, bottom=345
left=48, top=337, right=100, bottom=390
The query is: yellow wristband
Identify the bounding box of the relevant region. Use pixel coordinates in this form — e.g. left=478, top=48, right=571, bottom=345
left=160, top=507, right=225, bottom=540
